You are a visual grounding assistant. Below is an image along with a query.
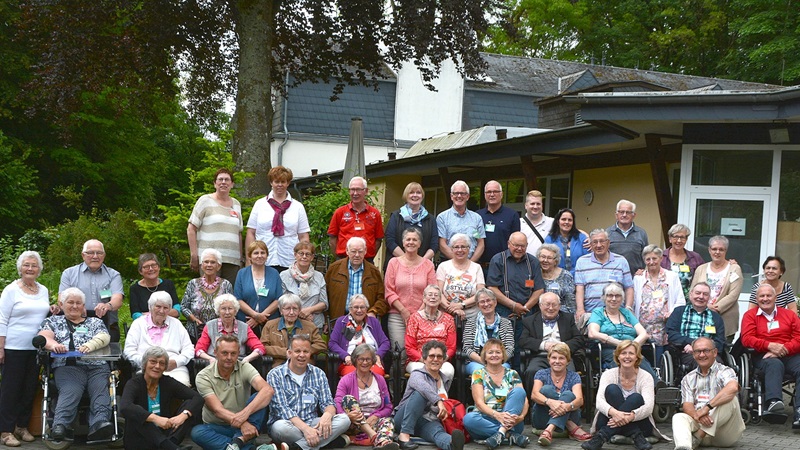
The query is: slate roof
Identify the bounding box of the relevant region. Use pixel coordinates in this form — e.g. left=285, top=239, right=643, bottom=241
left=470, top=53, right=780, bottom=96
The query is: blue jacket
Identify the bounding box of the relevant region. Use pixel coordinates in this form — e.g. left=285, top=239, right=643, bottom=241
left=544, top=232, right=589, bottom=276
left=234, top=265, right=283, bottom=322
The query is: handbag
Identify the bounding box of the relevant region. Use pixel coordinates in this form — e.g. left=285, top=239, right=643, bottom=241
left=440, top=398, right=470, bottom=442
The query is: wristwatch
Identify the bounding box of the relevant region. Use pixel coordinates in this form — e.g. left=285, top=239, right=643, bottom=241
left=182, top=410, right=191, bottom=417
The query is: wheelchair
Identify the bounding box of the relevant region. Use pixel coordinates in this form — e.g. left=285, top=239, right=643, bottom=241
left=732, top=340, right=798, bottom=425
left=33, top=336, right=124, bottom=450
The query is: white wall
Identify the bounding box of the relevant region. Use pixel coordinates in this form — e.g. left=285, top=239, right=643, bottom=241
left=393, top=59, right=464, bottom=141
left=271, top=140, right=403, bottom=178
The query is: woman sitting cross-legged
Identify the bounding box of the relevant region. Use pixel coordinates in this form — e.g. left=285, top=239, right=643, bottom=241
left=393, top=340, right=465, bottom=450
left=582, top=340, right=667, bottom=450
left=334, top=344, right=399, bottom=450
left=120, top=346, right=203, bottom=450
left=463, top=338, right=529, bottom=449
left=530, top=343, right=591, bottom=446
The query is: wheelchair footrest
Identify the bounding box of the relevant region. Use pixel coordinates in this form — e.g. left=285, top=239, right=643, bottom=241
left=761, top=412, right=789, bottom=425
left=655, top=387, right=681, bottom=404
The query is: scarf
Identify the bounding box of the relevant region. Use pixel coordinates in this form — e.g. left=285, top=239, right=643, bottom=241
left=289, top=262, right=314, bottom=299
left=343, top=314, right=365, bottom=342
left=474, top=312, right=500, bottom=348
left=268, top=197, right=291, bottom=236
left=399, top=204, right=428, bottom=226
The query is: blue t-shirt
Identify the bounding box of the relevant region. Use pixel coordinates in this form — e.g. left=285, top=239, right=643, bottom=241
left=588, top=307, right=639, bottom=341
left=534, top=368, right=581, bottom=394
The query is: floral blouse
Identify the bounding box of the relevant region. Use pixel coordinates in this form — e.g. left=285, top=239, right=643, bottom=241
left=472, top=367, right=523, bottom=412
left=180, top=277, right=233, bottom=341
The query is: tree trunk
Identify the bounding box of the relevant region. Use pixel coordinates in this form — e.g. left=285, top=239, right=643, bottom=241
left=232, top=0, right=273, bottom=197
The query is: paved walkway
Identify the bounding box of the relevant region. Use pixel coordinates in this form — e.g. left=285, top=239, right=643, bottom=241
left=16, top=419, right=800, bottom=450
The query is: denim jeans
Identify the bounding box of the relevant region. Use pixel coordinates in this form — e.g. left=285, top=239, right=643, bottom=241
left=531, top=385, right=581, bottom=431
left=190, top=393, right=266, bottom=450
left=393, top=391, right=453, bottom=450
left=595, top=384, right=652, bottom=438
left=463, top=387, right=526, bottom=440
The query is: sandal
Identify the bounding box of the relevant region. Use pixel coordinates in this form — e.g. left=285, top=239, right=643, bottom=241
left=537, top=429, right=552, bottom=447
left=569, top=427, right=592, bottom=442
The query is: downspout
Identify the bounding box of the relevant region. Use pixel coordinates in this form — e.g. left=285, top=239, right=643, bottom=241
left=277, top=71, right=290, bottom=166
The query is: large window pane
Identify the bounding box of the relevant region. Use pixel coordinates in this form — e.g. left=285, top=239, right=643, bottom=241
left=691, top=150, right=772, bottom=186
left=776, top=151, right=800, bottom=297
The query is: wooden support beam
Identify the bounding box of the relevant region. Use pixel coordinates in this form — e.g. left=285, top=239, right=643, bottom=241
left=438, top=167, right=454, bottom=208
left=645, top=134, right=677, bottom=243
left=520, top=155, right=538, bottom=192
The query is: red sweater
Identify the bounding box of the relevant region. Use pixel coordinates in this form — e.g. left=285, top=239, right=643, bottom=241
left=740, top=307, right=800, bottom=355
left=405, top=311, right=456, bottom=362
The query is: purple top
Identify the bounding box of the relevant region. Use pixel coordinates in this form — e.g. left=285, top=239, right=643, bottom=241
left=328, top=315, right=391, bottom=360
left=334, top=370, right=394, bottom=418
left=660, top=247, right=705, bottom=273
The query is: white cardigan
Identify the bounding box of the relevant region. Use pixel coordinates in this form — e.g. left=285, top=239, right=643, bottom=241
left=123, top=315, right=194, bottom=385
left=633, top=269, right=686, bottom=319
left=591, top=367, right=669, bottom=440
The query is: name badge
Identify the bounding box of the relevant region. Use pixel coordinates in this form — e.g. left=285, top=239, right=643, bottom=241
left=696, top=393, right=710, bottom=404
left=679, top=264, right=690, bottom=273
left=525, top=279, right=535, bottom=288
left=494, top=387, right=509, bottom=397
left=547, top=282, right=561, bottom=293
left=74, top=326, right=88, bottom=335
left=485, top=223, right=496, bottom=233
left=354, top=223, right=364, bottom=231
left=229, top=210, right=239, bottom=218
left=651, top=290, right=663, bottom=299
left=704, top=325, right=717, bottom=334
left=100, top=289, right=112, bottom=300
left=302, top=394, right=315, bottom=404
left=730, top=272, right=740, bottom=283
left=768, top=320, right=780, bottom=331
left=565, top=248, right=571, bottom=258
left=434, top=324, right=445, bottom=332
left=257, top=287, right=270, bottom=297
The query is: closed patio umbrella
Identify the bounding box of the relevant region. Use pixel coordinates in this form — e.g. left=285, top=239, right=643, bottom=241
left=342, top=117, right=366, bottom=185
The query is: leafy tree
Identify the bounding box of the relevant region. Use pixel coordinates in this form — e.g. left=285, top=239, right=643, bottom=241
left=18, top=0, right=495, bottom=196
left=0, top=131, right=38, bottom=234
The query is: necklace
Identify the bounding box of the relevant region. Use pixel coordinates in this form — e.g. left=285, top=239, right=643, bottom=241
left=358, top=373, right=373, bottom=388
left=141, top=279, right=159, bottom=293
left=423, top=309, right=440, bottom=322
left=486, top=367, right=505, bottom=377
left=20, top=280, right=38, bottom=294
left=200, top=276, right=221, bottom=291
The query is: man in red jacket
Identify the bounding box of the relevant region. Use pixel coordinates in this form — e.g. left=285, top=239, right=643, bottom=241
left=741, top=284, right=800, bottom=427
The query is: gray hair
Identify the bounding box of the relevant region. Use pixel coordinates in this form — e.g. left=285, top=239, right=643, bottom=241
left=602, top=282, right=624, bottom=299
left=142, top=346, right=169, bottom=367
left=642, top=244, right=663, bottom=259
left=59, top=287, right=86, bottom=305
left=537, top=244, right=561, bottom=264
left=346, top=236, right=367, bottom=251
left=351, top=343, right=377, bottom=364
left=474, top=287, right=496, bottom=303
left=539, top=291, right=561, bottom=305
left=214, top=293, right=240, bottom=315
left=616, top=199, right=636, bottom=212
left=484, top=180, right=502, bottom=192
left=17, top=251, right=43, bottom=276
left=401, top=227, right=423, bottom=241
left=200, top=248, right=222, bottom=264
left=708, top=235, right=729, bottom=250
left=421, top=340, right=447, bottom=360
left=668, top=224, right=692, bottom=237
left=450, top=180, right=469, bottom=194
left=82, top=239, right=105, bottom=253
left=423, top=284, right=441, bottom=298
left=448, top=233, right=470, bottom=247
left=148, top=291, right=173, bottom=310
left=589, top=229, right=608, bottom=240
left=278, top=293, right=302, bottom=310
left=349, top=293, right=370, bottom=309
left=349, top=176, right=368, bottom=189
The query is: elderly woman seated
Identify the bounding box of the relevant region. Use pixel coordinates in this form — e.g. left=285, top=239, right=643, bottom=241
left=329, top=294, right=391, bottom=376
left=335, top=344, right=398, bottom=450
left=120, top=346, right=204, bottom=450
left=38, top=288, right=114, bottom=442
left=194, top=294, right=265, bottom=365
left=405, top=285, right=456, bottom=378
left=124, top=291, right=195, bottom=386
left=260, top=293, right=327, bottom=366
left=462, top=288, right=514, bottom=375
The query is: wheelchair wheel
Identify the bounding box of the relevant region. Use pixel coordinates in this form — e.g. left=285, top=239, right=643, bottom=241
left=654, top=405, right=673, bottom=423
left=741, top=408, right=752, bottom=424
left=658, top=351, right=674, bottom=387
left=44, top=438, right=71, bottom=450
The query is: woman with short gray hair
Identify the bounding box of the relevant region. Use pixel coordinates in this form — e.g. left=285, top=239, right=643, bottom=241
left=180, top=248, right=234, bottom=342
left=661, top=224, right=704, bottom=299
left=437, top=233, right=485, bottom=320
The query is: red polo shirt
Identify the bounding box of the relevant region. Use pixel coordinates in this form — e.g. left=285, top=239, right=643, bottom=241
left=327, top=203, right=384, bottom=258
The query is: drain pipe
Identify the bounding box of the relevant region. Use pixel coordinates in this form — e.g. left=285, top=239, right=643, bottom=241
left=277, top=71, right=290, bottom=166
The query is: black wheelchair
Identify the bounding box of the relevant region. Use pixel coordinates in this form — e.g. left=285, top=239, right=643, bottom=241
left=33, top=336, right=124, bottom=450
left=732, top=339, right=799, bottom=425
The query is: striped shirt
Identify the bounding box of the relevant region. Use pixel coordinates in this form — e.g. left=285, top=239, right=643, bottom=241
left=461, top=314, right=515, bottom=358
left=574, top=252, right=633, bottom=313
left=189, top=194, right=243, bottom=266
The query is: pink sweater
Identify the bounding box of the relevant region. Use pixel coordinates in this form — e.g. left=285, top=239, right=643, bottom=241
left=385, top=257, right=436, bottom=314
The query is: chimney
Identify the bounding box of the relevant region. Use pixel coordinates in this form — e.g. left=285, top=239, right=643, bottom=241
left=311, top=169, right=318, bottom=176
left=388, top=151, right=397, bottom=161
left=496, top=129, right=508, bottom=140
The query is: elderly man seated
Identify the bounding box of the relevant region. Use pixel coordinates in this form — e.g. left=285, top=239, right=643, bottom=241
left=741, top=284, right=800, bottom=426
left=671, top=337, right=744, bottom=450
left=666, top=282, right=726, bottom=371
left=38, top=287, right=114, bottom=442
left=124, top=291, right=195, bottom=386
left=261, top=293, right=327, bottom=367
left=518, top=292, right=584, bottom=393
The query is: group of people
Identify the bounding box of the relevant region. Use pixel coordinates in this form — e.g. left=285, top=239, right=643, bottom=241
left=0, top=170, right=796, bottom=450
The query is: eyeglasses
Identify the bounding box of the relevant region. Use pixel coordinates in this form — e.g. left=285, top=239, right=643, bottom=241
left=590, top=239, right=609, bottom=245
left=296, top=252, right=314, bottom=258
left=692, top=348, right=715, bottom=355
left=616, top=210, right=634, bottom=216
left=426, top=354, right=445, bottom=360
left=356, top=357, right=374, bottom=364
left=348, top=249, right=366, bottom=255
left=282, top=306, right=300, bottom=312
left=539, top=255, right=556, bottom=261
left=202, top=260, right=219, bottom=265
left=21, top=263, right=39, bottom=269
left=83, top=251, right=105, bottom=256
left=141, top=264, right=159, bottom=270
left=451, top=192, right=469, bottom=197
left=350, top=305, right=367, bottom=310
left=509, top=243, right=526, bottom=249
left=216, top=177, right=232, bottom=182
left=452, top=245, right=469, bottom=250
left=349, top=188, right=366, bottom=192
left=484, top=190, right=501, bottom=195
left=670, top=235, right=688, bottom=241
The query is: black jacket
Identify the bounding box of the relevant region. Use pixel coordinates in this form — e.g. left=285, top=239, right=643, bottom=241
left=518, top=311, right=584, bottom=358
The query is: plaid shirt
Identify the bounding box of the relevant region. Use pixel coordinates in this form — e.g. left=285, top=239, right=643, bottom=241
left=680, top=306, right=715, bottom=339
left=347, top=264, right=364, bottom=310
left=267, top=363, right=333, bottom=425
